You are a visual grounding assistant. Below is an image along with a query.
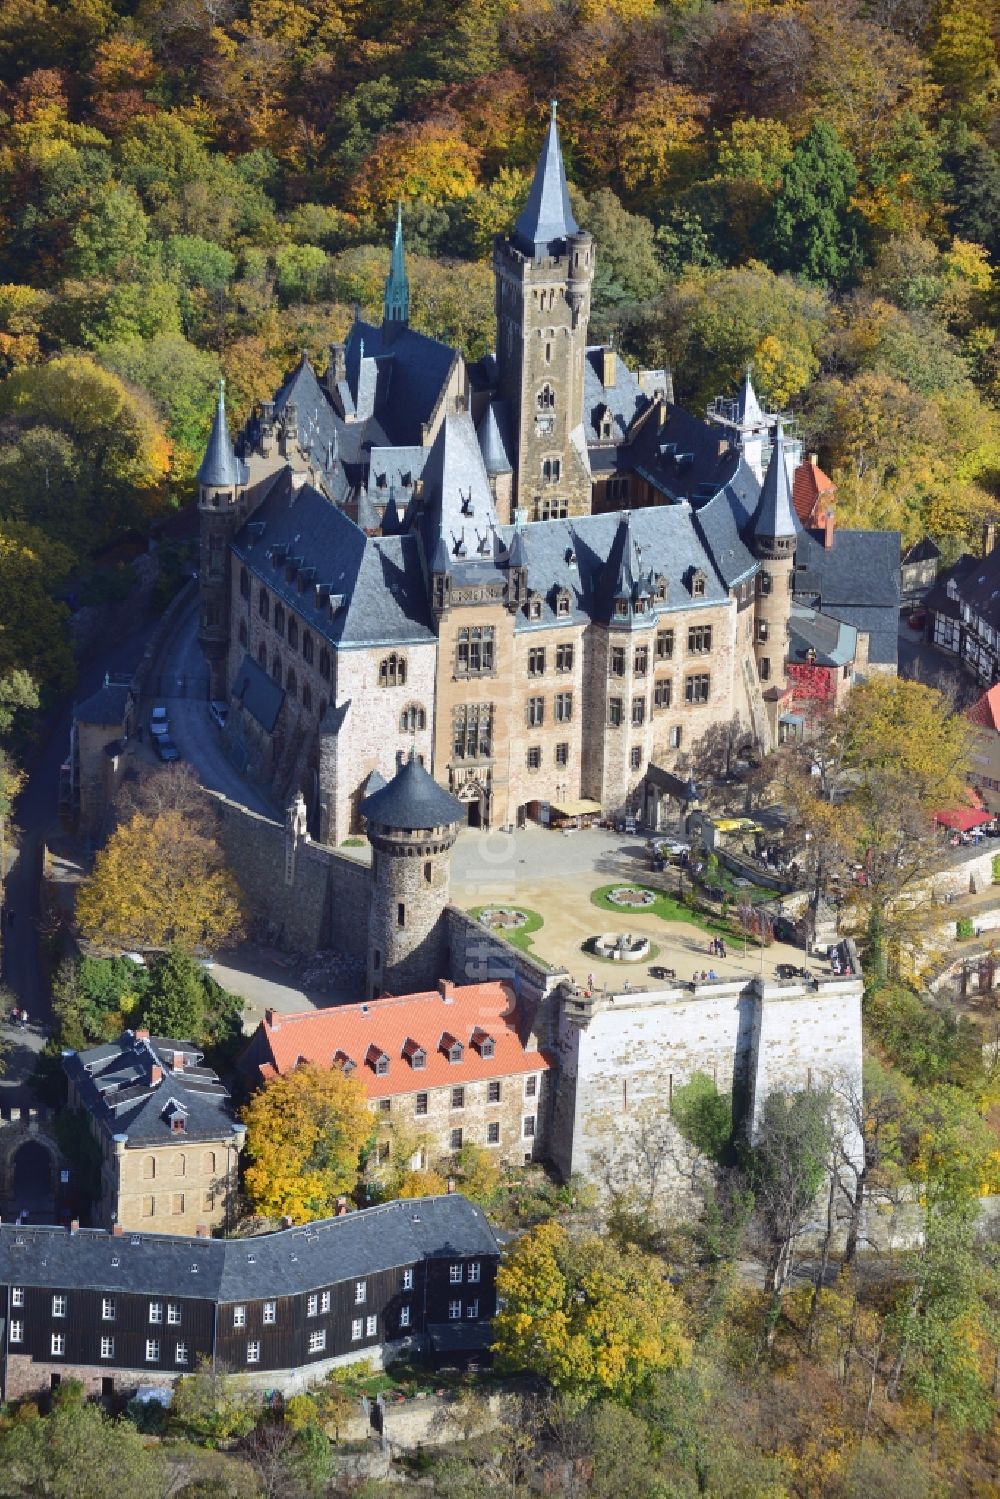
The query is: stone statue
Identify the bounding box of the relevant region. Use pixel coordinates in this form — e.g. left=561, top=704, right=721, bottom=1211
left=287, top=791, right=308, bottom=843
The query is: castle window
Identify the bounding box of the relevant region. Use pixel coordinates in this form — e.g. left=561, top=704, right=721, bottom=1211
left=654, top=679, right=672, bottom=710
left=258, top=588, right=269, bottom=622
left=555, top=691, right=573, bottom=723
left=453, top=702, right=492, bottom=760
left=688, top=625, right=713, bottom=654
left=611, top=646, right=625, bottom=676
left=239, top=621, right=248, bottom=647
left=286, top=668, right=297, bottom=698
left=555, top=741, right=569, bottom=766
left=424, top=861, right=432, bottom=882
left=528, top=598, right=542, bottom=620
left=527, top=745, right=542, bottom=769
left=455, top=627, right=494, bottom=676
left=631, top=697, right=646, bottom=726
left=608, top=697, right=623, bottom=727
left=258, top=643, right=267, bottom=668
left=274, top=603, right=285, bottom=636
left=669, top=725, right=682, bottom=749
left=656, top=630, right=674, bottom=659
left=556, top=592, right=570, bottom=617
left=240, top=567, right=249, bottom=599
left=528, top=647, right=546, bottom=677
left=685, top=673, right=711, bottom=704
left=397, top=902, right=405, bottom=928
left=614, top=599, right=629, bottom=619
left=302, top=684, right=312, bottom=710
left=400, top=704, right=426, bottom=733
left=634, top=646, right=648, bottom=676
left=271, top=654, right=281, bottom=682
left=319, top=648, right=331, bottom=680
left=527, top=696, right=544, bottom=728
left=537, top=384, right=555, bottom=411
left=600, top=413, right=614, bottom=440
left=654, top=575, right=667, bottom=600
left=302, top=631, right=313, bottom=664
left=631, top=746, right=642, bottom=770
left=545, top=343, right=552, bottom=364
left=758, top=620, right=769, bottom=642
left=759, top=571, right=772, bottom=596
left=379, top=653, right=406, bottom=687
left=691, top=571, right=707, bottom=598
left=760, top=658, right=771, bottom=680
left=288, top=618, right=298, bottom=650
left=556, top=643, right=574, bottom=672
left=541, top=458, right=561, bottom=483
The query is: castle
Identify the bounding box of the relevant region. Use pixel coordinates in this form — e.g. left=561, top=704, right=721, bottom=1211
left=195, top=107, right=900, bottom=845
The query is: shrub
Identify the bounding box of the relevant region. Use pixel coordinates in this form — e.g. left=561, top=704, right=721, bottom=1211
left=956, top=916, right=975, bottom=939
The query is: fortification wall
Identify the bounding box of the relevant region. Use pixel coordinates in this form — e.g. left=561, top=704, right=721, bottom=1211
left=445, top=906, right=566, bottom=1037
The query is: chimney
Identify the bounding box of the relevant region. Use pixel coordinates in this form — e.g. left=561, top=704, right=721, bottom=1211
left=265, top=1008, right=279, bottom=1031
left=438, top=979, right=454, bottom=1003
left=602, top=348, right=616, bottom=389
left=983, top=522, right=996, bottom=557
left=111, top=1223, right=123, bottom=1237
left=447, top=1177, right=456, bottom=1194
left=135, top=1029, right=150, bottom=1041
left=195, top=1224, right=210, bottom=1238
left=823, top=508, right=836, bottom=550
left=172, top=1051, right=184, bottom=1072
left=69, top=1219, right=79, bottom=1235
left=150, top=1064, right=162, bottom=1086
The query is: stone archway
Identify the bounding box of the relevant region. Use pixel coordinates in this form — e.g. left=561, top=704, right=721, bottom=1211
left=0, top=1109, right=67, bottom=1212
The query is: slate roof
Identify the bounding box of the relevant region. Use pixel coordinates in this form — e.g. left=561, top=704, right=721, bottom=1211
left=344, top=320, right=457, bottom=448
left=231, top=653, right=284, bottom=733
left=628, top=403, right=743, bottom=504
left=512, top=107, right=579, bottom=258
left=750, top=424, right=799, bottom=542
left=232, top=472, right=435, bottom=650
left=0, top=1196, right=499, bottom=1303
left=788, top=604, right=857, bottom=668
left=477, top=401, right=513, bottom=475
left=75, top=680, right=130, bottom=727
left=582, top=348, right=650, bottom=446
left=419, top=412, right=501, bottom=563
left=240, top=980, right=549, bottom=1094
left=197, top=383, right=248, bottom=489
left=924, top=553, right=976, bottom=622
left=265, top=354, right=353, bottom=506
left=63, top=1033, right=238, bottom=1147
left=360, top=750, right=464, bottom=829
left=793, top=528, right=901, bottom=666
left=936, top=551, right=1000, bottom=631
left=902, top=536, right=941, bottom=565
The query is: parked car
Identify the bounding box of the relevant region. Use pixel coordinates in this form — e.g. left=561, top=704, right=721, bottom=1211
left=209, top=700, right=228, bottom=730
left=150, top=706, right=169, bottom=738
left=154, top=736, right=180, bottom=763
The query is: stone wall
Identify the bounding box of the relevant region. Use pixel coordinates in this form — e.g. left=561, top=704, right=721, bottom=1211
left=445, top=906, right=564, bottom=1012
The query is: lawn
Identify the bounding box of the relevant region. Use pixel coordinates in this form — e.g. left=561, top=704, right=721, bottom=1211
left=468, top=905, right=546, bottom=957
left=590, top=884, right=765, bottom=945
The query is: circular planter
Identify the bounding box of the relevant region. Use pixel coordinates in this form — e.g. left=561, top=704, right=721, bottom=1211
left=478, top=907, right=530, bottom=930
left=589, top=932, right=652, bottom=962
left=607, top=886, right=656, bottom=908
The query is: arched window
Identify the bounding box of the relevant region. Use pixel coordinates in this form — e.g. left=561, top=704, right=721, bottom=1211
left=203, top=1151, right=217, bottom=1175
left=288, top=618, right=298, bottom=650
left=239, top=567, right=249, bottom=599
left=286, top=667, right=297, bottom=698
left=238, top=620, right=248, bottom=647
left=274, top=603, right=285, bottom=636
left=399, top=704, right=426, bottom=733
left=302, top=684, right=312, bottom=710
left=257, top=643, right=267, bottom=667
left=537, top=384, right=555, bottom=411
left=258, top=588, right=269, bottom=622
left=302, top=631, right=313, bottom=664
left=319, top=648, right=330, bottom=681
left=378, top=654, right=406, bottom=688
left=271, top=653, right=281, bottom=681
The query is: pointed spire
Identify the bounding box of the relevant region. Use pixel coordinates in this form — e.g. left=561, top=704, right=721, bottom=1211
left=512, top=102, right=579, bottom=259
left=383, top=202, right=410, bottom=329
left=382, top=483, right=401, bottom=536
left=736, top=364, right=765, bottom=429
left=752, top=423, right=799, bottom=545
left=197, top=378, right=247, bottom=489
left=477, top=402, right=513, bottom=475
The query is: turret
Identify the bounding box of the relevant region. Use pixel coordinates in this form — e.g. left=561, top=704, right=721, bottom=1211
left=430, top=529, right=452, bottom=618
left=382, top=203, right=410, bottom=341
left=197, top=380, right=248, bottom=699
left=750, top=423, right=799, bottom=692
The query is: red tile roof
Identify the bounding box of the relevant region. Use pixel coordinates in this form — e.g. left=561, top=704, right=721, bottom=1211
left=967, top=684, right=1000, bottom=733
left=792, top=459, right=836, bottom=525
left=241, top=981, right=549, bottom=1097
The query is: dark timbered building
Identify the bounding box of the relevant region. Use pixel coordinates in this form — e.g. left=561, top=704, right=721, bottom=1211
left=0, top=1195, right=499, bottom=1401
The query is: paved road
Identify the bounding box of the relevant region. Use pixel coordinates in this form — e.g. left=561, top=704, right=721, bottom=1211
left=2, top=616, right=159, bottom=1035
left=143, top=595, right=276, bottom=818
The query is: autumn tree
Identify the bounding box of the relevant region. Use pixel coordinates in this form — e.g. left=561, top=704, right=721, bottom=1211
left=76, top=810, right=244, bottom=953
left=0, top=1385, right=168, bottom=1499
left=767, top=120, right=866, bottom=286
left=493, top=1221, right=689, bottom=1401
left=242, top=1063, right=375, bottom=1222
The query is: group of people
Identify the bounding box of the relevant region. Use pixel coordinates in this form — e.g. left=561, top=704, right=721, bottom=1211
left=7, top=1006, right=28, bottom=1029
left=708, top=935, right=728, bottom=958
left=693, top=968, right=719, bottom=982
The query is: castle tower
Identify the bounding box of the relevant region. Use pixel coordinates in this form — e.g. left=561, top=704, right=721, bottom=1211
left=493, top=102, right=595, bottom=521
left=197, top=380, right=248, bottom=700
left=360, top=751, right=464, bottom=998
left=750, top=423, right=799, bottom=694
left=382, top=203, right=410, bottom=341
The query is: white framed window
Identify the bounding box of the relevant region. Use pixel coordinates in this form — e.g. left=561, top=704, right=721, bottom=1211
left=51, top=1333, right=65, bottom=1356
left=52, top=1295, right=67, bottom=1318
left=247, top=1341, right=260, bottom=1365
left=402, top=1269, right=413, bottom=1291
left=9, top=1321, right=22, bottom=1344
left=263, top=1301, right=276, bottom=1324
left=523, top=1116, right=536, bottom=1139
left=175, top=1342, right=188, bottom=1365
left=233, top=1305, right=246, bottom=1328
left=100, top=1336, right=114, bottom=1360
left=167, top=1303, right=181, bottom=1326
left=525, top=1076, right=537, bottom=1099
left=468, top=1262, right=480, bottom=1284
left=467, top=1300, right=479, bottom=1319
left=400, top=1305, right=411, bottom=1328
left=320, top=1291, right=331, bottom=1313
left=148, top=1301, right=163, bottom=1324
left=145, top=1339, right=160, bottom=1361
left=366, top=1315, right=377, bottom=1337
left=487, top=1120, right=500, bottom=1145
left=308, top=1329, right=326, bottom=1354
left=11, top=1288, right=23, bottom=1308
left=307, top=1294, right=318, bottom=1316
left=102, top=1297, right=115, bottom=1321
left=448, top=1301, right=462, bottom=1321
left=351, top=1318, right=363, bottom=1341
left=449, top=1264, right=462, bottom=1284
left=355, top=1281, right=367, bottom=1304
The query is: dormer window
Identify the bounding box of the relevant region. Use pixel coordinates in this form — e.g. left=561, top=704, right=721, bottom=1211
left=690, top=569, right=707, bottom=598
left=441, top=1033, right=464, bottom=1063
left=171, top=1115, right=186, bottom=1134
left=653, top=574, right=667, bottom=601
left=367, top=1044, right=389, bottom=1076
left=471, top=1028, right=495, bottom=1059
left=333, top=1049, right=356, bottom=1076
left=403, top=1038, right=427, bottom=1070
left=614, top=598, right=629, bottom=619
left=528, top=596, right=542, bottom=621
left=555, top=590, right=571, bottom=617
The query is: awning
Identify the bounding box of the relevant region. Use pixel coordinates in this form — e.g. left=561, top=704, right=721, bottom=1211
left=713, top=817, right=764, bottom=834
left=426, top=1321, right=494, bottom=1354
left=935, top=807, right=992, bottom=832
left=550, top=798, right=602, bottom=818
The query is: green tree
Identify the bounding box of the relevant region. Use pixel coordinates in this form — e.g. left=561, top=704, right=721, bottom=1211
left=53, top=954, right=149, bottom=1048
left=142, top=946, right=207, bottom=1041
left=671, top=1071, right=733, bottom=1164
left=99, top=334, right=221, bottom=476
left=767, top=121, right=866, bottom=285
left=0, top=1391, right=167, bottom=1499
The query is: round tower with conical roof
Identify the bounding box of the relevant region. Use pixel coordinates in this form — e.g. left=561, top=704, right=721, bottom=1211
left=360, top=751, right=464, bottom=998
left=197, top=380, right=248, bottom=699
left=749, top=423, right=799, bottom=694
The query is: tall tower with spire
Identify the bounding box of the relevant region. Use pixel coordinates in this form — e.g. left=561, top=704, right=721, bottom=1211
left=493, top=102, right=594, bottom=521
left=749, top=422, right=799, bottom=697
left=197, top=380, right=248, bottom=700
left=382, top=203, right=410, bottom=340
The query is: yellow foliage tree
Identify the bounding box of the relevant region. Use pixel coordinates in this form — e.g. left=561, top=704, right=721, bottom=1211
left=76, top=811, right=244, bottom=952
left=242, top=1063, right=376, bottom=1222
left=613, top=84, right=707, bottom=198
left=493, top=1222, right=689, bottom=1401
left=349, top=116, right=481, bottom=215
